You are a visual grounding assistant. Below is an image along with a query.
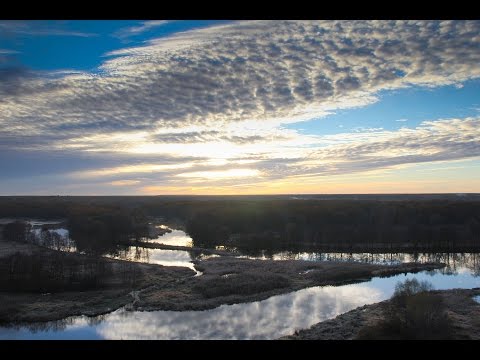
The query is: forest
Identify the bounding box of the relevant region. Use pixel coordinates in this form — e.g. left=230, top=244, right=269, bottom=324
left=1, top=195, right=479, bottom=252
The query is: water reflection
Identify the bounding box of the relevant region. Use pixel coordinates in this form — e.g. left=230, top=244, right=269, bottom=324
left=95, top=284, right=383, bottom=340
left=30, top=228, right=76, bottom=252
left=0, top=218, right=63, bottom=226
left=1, top=269, right=478, bottom=340
left=238, top=251, right=480, bottom=276
left=6, top=217, right=479, bottom=277
left=148, top=228, right=193, bottom=247
left=104, top=246, right=199, bottom=273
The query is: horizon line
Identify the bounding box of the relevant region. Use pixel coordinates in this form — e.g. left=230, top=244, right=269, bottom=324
left=1, top=193, right=479, bottom=197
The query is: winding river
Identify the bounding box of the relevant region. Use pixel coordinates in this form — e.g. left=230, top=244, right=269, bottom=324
left=1, top=222, right=479, bottom=339
left=0, top=268, right=478, bottom=339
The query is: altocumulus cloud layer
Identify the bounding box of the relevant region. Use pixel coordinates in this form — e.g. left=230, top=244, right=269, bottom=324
left=1, top=20, right=480, bottom=193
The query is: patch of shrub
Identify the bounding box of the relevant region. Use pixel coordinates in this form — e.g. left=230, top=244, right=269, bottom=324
left=393, top=278, right=433, bottom=299
left=357, top=278, right=453, bottom=340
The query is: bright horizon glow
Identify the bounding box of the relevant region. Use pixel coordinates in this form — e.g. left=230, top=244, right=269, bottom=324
left=175, top=168, right=261, bottom=180
left=1, top=20, right=480, bottom=195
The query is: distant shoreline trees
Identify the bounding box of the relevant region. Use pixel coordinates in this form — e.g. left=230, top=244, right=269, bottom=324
left=184, top=200, right=480, bottom=251
left=3, top=221, right=31, bottom=243
left=1, top=197, right=479, bottom=252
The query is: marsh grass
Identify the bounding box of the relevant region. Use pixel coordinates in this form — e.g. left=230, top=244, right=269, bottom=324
left=193, top=272, right=290, bottom=298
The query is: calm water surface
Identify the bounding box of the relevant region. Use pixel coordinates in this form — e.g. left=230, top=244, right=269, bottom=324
left=242, top=251, right=480, bottom=276
left=104, top=246, right=200, bottom=274
left=1, top=268, right=478, bottom=340
left=148, top=227, right=193, bottom=247
left=15, top=221, right=480, bottom=277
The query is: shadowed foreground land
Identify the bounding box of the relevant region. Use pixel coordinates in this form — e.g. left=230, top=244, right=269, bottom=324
left=0, top=239, right=194, bottom=324
left=0, top=235, right=443, bottom=325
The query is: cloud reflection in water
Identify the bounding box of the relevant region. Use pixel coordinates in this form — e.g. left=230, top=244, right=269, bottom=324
left=1, top=268, right=479, bottom=339
left=95, top=284, right=382, bottom=339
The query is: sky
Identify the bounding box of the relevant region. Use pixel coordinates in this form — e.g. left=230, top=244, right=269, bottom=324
left=0, top=20, right=479, bottom=195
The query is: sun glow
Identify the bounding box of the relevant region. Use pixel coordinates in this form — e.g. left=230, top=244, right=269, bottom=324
left=72, top=163, right=196, bottom=178
left=175, top=168, right=261, bottom=180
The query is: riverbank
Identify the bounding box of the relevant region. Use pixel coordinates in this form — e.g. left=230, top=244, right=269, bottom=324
left=0, top=236, right=445, bottom=325
left=0, top=237, right=194, bottom=324
left=120, top=257, right=443, bottom=312
left=282, top=287, right=480, bottom=340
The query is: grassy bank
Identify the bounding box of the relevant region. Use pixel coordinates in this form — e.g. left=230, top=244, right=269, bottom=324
left=283, top=287, right=480, bottom=340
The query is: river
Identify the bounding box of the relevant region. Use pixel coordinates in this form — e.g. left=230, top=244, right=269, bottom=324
left=0, top=268, right=478, bottom=339
left=1, top=223, right=479, bottom=339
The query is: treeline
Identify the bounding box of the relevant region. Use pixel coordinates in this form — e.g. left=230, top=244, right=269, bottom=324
left=1, top=204, right=150, bottom=255
left=66, top=205, right=149, bottom=254
left=1, top=196, right=480, bottom=251
left=2, top=221, right=31, bottom=243
left=0, top=251, right=112, bottom=292
left=184, top=200, right=480, bottom=251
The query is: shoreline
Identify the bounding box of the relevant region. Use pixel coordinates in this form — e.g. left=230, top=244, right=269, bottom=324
left=0, top=237, right=445, bottom=326
left=282, top=288, right=480, bottom=340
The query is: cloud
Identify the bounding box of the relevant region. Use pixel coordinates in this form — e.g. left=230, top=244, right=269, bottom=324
left=0, top=49, right=20, bottom=69
left=2, top=20, right=480, bottom=149
left=175, top=168, right=261, bottom=180
left=72, top=162, right=197, bottom=179
left=114, top=20, right=171, bottom=39
left=275, top=117, right=480, bottom=180
left=53, top=116, right=480, bottom=192
left=0, top=49, right=18, bottom=55
left=1, top=20, right=480, bottom=193
left=0, top=21, right=96, bottom=38
left=395, top=119, right=408, bottom=122
left=109, top=180, right=140, bottom=186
